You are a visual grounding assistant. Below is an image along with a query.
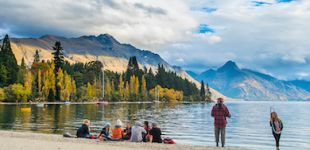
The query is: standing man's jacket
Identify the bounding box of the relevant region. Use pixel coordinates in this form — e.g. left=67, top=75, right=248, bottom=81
left=211, top=104, right=231, bottom=128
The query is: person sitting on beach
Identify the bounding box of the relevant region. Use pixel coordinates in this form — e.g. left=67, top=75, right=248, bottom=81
left=111, top=119, right=124, bottom=140
left=149, top=123, right=162, bottom=143
left=130, top=121, right=146, bottom=142
left=143, top=121, right=151, bottom=142
left=98, top=122, right=111, bottom=141
left=270, top=112, right=283, bottom=150
left=123, top=122, right=132, bottom=140
left=76, top=119, right=91, bottom=138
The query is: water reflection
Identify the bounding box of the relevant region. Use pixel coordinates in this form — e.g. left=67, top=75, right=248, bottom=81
left=0, top=102, right=309, bottom=150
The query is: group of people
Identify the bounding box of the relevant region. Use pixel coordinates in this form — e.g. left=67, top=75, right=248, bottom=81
left=76, top=119, right=164, bottom=143
left=76, top=97, right=284, bottom=150
left=211, top=97, right=283, bottom=150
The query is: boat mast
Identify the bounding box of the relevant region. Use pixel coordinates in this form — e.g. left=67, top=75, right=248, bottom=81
left=97, top=56, right=104, bottom=100
left=102, top=65, right=104, bottom=99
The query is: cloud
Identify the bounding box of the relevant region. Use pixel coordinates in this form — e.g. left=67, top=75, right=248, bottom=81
left=0, top=0, right=198, bottom=49
left=0, top=0, right=310, bottom=80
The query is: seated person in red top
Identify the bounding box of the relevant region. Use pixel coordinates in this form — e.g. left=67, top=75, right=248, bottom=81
left=112, top=119, right=124, bottom=140
left=211, top=97, right=231, bottom=148
left=149, top=123, right=162, bottom=143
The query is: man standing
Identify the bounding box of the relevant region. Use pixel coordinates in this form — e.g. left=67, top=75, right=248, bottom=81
left=211, top=97, right=231, bottom=147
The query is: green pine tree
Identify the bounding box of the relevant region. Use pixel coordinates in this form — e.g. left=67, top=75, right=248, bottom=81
left=17, top=57, right=27, bottom=84
left=0, top=34, right=19, bottom=86
left=34, top=49, right=40, bottom=63
left=200, top=80, right=206, bottom=101
left=52, top=41, right=64, bottom=101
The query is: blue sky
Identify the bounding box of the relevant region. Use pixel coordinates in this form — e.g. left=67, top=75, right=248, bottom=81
left=0, top=0, right=309, bottom=80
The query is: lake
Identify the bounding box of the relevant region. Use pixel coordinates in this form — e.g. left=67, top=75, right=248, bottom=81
left=0, top=101, right=309, bottom=150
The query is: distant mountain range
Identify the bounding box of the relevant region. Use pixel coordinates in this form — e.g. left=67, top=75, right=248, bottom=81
left=0, top=34, right=226, bottom=100
left=187, top=61, right=310, bottom=101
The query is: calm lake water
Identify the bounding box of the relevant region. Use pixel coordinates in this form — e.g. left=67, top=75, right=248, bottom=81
left=0, top=101, right=309, bottom=150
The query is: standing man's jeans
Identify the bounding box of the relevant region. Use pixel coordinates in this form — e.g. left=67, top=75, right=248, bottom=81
left=214, top=127, right=226, bottom=147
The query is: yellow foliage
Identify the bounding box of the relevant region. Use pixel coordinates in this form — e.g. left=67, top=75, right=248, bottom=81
left=0, top=88, right=5, bottom=101
left=118, top=74, right=124, bottom=100
left=150, top=85, right=183, bottom=102
left=141, top=75, right=147, bottom=100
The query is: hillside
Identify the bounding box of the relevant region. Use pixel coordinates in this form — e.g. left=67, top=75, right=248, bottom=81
left=0, top=34, right=226, bottom=100
left=191, top=61, right=310, bottom=101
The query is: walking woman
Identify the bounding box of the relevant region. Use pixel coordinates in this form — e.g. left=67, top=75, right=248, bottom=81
left=270, top=112, right=283, bottom=150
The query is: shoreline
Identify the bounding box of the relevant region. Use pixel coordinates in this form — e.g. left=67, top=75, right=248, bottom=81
left=0, top=101, right=214, bottom=105
left=0, top=130, right=245, bottom=150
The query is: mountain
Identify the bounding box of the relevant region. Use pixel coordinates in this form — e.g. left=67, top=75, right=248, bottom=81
left=0, top=34, right=227, bottom=100
left=191, top=61, right=310, bottom=101
left=289, top=80, right=310, bottom=92
left=185, top=70, right=198, bottom=79
left=4, top=34, right=170, bottom=72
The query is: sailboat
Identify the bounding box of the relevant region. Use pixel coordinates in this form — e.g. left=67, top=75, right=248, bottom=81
left=154, top=86, right=160, bottom=103
left=97, top=65, right=108, bottom=105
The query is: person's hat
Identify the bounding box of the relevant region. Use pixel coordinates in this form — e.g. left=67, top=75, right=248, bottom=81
left=103, top=122, right=111, bottom=128
left=135, top=121, right=142, bottom=127
left=115, top=119, right=123, bottom=127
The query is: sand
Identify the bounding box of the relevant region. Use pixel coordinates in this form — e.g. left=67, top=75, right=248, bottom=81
left=0, top=130, right=246, bottom=150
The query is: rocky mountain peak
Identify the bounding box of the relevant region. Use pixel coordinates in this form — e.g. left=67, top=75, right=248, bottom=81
left=218, top=60, right=239, bottom=72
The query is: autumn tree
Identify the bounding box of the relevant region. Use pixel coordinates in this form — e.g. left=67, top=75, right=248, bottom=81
left=141, top=75, right=147, bottom=100
left=124, top=81, right=129, bottom=101
left=118, top=74, right=125, bottom=100
left=105, top=79, right=112, bottom=100
left=17, top=57, right=27, bottom=84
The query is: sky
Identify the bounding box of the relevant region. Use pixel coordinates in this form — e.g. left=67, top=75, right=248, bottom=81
left=0, top=0, right=309, bottom=80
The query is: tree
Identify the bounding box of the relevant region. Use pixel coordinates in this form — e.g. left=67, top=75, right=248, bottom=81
left=33, top=49, right=40, bottom=63
left=9, top=83, right=30, bottom=102
left=52, top=41, right=64, bottom=101
left=124, top=81, right=129, bottom=101
left=0, top=34, right=19, bottom=85
left=47, top=88, right=55, bottom=101
left=105, top=79, right=112, bottom=100
left=0, top=88, right=5, bottom=101
left=52, top=41, right=64, bottom=73
left=56, top=68, right=64, bottom=101
left=141, top=75, right=147, bottom=100
left=86, top=82, right=96, bottom=100
left=17, top=57, right=27, bottom=84
left=200, top=80, right=206, bottom=101
left=24, top=70, right=32, bottom=95
left=62, top=72, right=73, bottom=101
left=0, top=64, right=8, bottom=87
left=134, top=76, right=139, bottom=98
left=206, top=83, right=212, bottom=101
left=118, top=74, right=124, bottom=100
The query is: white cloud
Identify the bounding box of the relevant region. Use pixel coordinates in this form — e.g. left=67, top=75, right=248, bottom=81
left=0, top=0, right=198, bottom=49
left=1, top=0, right=310, bottom=80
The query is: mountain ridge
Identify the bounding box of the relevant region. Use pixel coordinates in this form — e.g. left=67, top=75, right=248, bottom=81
left=189, top=60, right=310, bottom=101
left=1, top=34, right=227, bottom=100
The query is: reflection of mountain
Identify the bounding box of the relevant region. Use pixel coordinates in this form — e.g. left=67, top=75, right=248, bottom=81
left=3, top=34, right=227, bottom=99
left=189, top=61, right=310, bottom=101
